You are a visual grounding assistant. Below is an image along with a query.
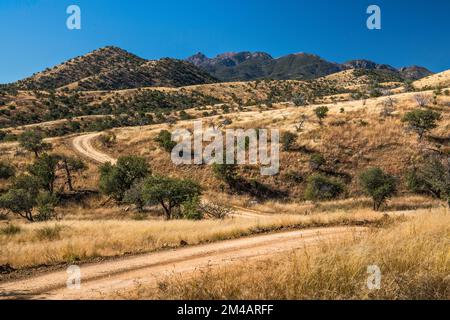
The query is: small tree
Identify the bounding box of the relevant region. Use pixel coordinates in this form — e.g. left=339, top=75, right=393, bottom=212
left=142, top=176, right=201, bottom=220
left=359, top=168, right=397, bottom=211
left=0, top=161, right=15, bottom=180
left=155, top=130, right=176, bottom=152
left=19, top=129, right=52, bottom=158
left=314, top=106, right=329, bottom=125
left=99, top=156, right=150, bottom=201
left=28, top=153, right=60, bottom=194
left=59, top=156, right=86, bottom=191
left=281, top=131, right=297, bottom=151
left=406, top=156, right=449, bottom=206
left=304, top=174, right=344, bottom=201
left=414, top=93, right=431, bottom=108
left=402, top=109, right=441, bottom=140
left=0, top=175, right=40, bottom=222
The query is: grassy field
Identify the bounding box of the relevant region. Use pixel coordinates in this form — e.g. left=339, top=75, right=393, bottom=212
left=126, top=208, right=449, bottom=300
left=0, top=209, right=385, bottom=269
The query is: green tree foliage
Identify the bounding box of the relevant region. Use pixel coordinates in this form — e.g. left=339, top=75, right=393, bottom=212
left=28, top=153, right=60, bottom=194
left=281, top=131, right=297, bottom=151
left=59, top=156, right=86, bottom=191
left=123, top=179, right=146, bottom=212
left=0, top=175, right=40, bottom=221
left=406, top=156, right=449, bottom=206
left=402, top=109, right=441, bottom=140
left=141, top=176, right=201, bottom=220
left=304, top=174, right=344, bottom=201
left=18, top=129, right=52, bottom=157
left=155, top=130, right=177, bottom=152
left=359, top=168, right=397, bottom=211
left=99, top=156, right=150, bottom=201
left=314, top=106, right=329, bottom=125
left=35, top=191, right=58, bottom=221
left=0, top=161, right=15, bottom=180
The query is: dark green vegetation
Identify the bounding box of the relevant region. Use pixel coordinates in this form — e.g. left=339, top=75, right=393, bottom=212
left=359, top=168, right=397, bottom=211
left=187, top=52, right=432, bottom=82
left=0, top=134, right=87, bottom=221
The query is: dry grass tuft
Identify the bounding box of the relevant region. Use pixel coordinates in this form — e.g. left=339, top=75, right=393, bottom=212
left=136, top=208, right=449, bottom=300
left=0, top=210, right=383, bottom=268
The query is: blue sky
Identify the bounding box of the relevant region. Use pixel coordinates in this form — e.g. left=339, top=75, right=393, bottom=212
left=0, top=0, right=449, bottom=83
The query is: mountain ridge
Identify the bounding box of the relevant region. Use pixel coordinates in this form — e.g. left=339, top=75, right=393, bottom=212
left=187, top=51, right=433, bottom=82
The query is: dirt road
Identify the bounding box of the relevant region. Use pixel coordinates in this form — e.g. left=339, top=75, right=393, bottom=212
left=72, top=132, right=117, bottom=164
left=0, top=226, right=365, bottom=300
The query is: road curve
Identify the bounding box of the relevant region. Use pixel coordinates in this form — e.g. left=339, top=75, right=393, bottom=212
left=72, top=132, right=117, bottom=164
left=0, top=226, right=365, bottom=300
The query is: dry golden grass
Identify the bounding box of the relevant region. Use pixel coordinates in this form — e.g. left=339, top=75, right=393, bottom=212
left=0, top=210, right=384, bottom=269
left=132, top=208, right=449, bottom=300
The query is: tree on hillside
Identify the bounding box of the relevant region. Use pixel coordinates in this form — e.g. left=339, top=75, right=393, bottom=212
left=281, top=131, right=297, bottom=152
left=0, top=161, right=15, bottom=180
left=99, top=156, right=150, bottom=201
left=28, top=153, right=60, bottom=194
left=141, top=176, right=202, bottom=220
left=314, top=106, right=329, bottom=125
left=407, top=155, right=450, bottom=206
left=402, top=109, right=441, bottom=140
left=0, top=175, right=40, bottom=222
left=19, top=129, right=52, bottom=158
left=59, top=156, right=86, bottom=191
left=359, top=167, right=397, bottom=211
left=155, top=130, right=177, bottom=152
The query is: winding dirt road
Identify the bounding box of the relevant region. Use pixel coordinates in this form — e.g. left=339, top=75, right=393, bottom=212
left=0, top=226, right=365, bottom=300
left=0, top=133, right=367, bottom=300
left=72, top=132, right=117, bottom=164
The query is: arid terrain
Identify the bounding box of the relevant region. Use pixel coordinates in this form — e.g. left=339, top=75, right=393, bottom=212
left=0, top=47, right=448, bottom=300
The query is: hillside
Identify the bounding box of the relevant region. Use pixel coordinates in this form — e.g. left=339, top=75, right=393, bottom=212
left=15, top=46, right=217, bottom=91
left=187, top=52, right=433, bottom=82
left=413, top=69, right=450, bottom=89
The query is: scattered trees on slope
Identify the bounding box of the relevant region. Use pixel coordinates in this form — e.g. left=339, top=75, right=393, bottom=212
left=359, top=168, right=397, bottom=211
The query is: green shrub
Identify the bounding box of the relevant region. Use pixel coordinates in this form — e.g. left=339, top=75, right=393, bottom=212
left=281, top=131, right=297, bottom=151
left=0, top=161, right=15, bottom=180
left=304, top=174, right=344, bottom=201
left=402, top=109, right=441, bottom=140
left=99, top=156, right=150, bottom=201
left=359, top=168, right=397, bottom=211
left=155, top=130, right=177, bottom=152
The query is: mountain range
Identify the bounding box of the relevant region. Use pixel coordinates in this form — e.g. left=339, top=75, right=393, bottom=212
left=12, top=46, right=433, bottom=91
left=186, top=52, right=433, bottom=82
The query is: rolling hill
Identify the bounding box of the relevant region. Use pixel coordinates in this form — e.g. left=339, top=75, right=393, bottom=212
left=15, top=46, right=217, bottom=91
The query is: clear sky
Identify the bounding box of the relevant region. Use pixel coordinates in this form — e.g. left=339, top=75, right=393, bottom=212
left=1, top=0, right=449, bottom=83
